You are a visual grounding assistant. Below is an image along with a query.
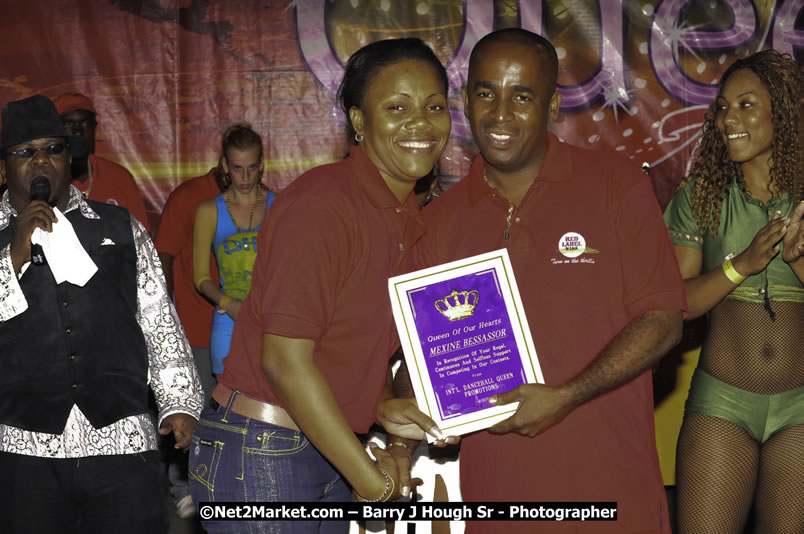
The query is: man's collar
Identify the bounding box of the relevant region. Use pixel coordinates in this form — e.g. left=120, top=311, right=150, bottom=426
left=0, top=185, right=100, bottom=231
left=467, top=132, right=573, bottom=204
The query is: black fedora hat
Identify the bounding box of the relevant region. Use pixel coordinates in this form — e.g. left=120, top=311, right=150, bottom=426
left=0, top=94, right=87, bottom=156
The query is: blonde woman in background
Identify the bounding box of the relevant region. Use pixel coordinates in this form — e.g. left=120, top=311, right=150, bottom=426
left=193, top=124, right=273, bottom=375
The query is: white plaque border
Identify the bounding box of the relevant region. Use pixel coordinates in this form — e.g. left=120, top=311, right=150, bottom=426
left=389, top=248, right=544, bottom=439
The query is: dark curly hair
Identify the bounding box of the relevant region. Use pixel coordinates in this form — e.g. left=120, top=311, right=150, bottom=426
left=683, top=49, right=803, bottom=235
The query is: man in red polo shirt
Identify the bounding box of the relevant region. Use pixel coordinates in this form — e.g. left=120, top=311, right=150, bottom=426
left=412, top=29, right=686, bottom=533
left=52, top=93, right=151, bottom=231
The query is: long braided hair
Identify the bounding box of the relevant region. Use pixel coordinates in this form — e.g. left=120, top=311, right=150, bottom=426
left=683, top=50, right=803, bottom=236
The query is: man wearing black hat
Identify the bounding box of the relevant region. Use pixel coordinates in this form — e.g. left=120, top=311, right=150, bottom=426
left=0, top=95, right=203, bottom=533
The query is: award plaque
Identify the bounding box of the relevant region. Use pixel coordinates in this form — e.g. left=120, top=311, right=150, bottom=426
left=389, top=249, right=543, bottom=439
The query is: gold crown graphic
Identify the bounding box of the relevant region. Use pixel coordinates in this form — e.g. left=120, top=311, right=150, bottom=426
left=434, top=289, right=479, bottom=321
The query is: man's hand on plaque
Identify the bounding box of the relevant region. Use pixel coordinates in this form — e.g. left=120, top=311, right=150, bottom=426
left=487, top=383, right=576, bottom=438
left=376, top=397, right=460, bottom=447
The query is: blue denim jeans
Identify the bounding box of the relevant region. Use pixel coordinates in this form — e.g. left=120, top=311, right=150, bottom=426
left=189, top=398, right=351, bottom=533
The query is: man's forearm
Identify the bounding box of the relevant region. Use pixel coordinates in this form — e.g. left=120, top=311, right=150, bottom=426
left=135, top=220, right=203, bottom=420
left=563, top=309, right=682, bottom=408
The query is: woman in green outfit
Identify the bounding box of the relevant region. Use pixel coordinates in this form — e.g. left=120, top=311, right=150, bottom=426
left=664, top=50, right=803, bottom=533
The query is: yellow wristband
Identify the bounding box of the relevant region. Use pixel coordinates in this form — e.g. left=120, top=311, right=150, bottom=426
left=722, top=259, right=746, bottom=285
left=218, top=295, right=231, bottom=314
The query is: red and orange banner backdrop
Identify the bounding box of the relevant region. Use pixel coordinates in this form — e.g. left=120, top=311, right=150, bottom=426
left=0, top=0, right=802, bottom=229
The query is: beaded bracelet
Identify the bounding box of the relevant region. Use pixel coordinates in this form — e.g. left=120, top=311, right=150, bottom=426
left=356, top=470, right=395, bottom=502
left=722, top=259, right=746, bottom=285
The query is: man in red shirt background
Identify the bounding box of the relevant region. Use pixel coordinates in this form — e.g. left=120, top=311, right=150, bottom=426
left=52, top=93, right=151, bottom=232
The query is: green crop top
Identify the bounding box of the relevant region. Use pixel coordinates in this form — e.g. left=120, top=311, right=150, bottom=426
left=664, top=177, right=804, bottom=304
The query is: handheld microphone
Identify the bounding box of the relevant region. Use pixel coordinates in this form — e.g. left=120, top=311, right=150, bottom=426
left=29, top=176, right=50, bottom=266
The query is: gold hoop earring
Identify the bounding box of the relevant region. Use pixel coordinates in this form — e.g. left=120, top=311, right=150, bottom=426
left=355, top=133, right=364, bottom=143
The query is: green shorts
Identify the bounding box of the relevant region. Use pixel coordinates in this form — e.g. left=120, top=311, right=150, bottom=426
left=684, top=370, right=804, bottom=444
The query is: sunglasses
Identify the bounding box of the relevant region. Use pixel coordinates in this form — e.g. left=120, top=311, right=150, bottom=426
left=6, top=142, right=67, bottom=159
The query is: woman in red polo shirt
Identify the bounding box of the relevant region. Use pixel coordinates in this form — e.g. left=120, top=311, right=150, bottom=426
left=189, top=38, right=451, bottom=532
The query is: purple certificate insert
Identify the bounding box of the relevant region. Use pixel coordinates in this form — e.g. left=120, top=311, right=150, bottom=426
left=408, top=270, right=526, bottom=420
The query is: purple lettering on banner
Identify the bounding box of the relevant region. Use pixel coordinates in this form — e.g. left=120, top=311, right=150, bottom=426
left=295, top=0, right=342, bottom=95
left=294, top=0, right=346, bottom=128
left=445, top=0, right=494, bottom=91
left=772, top=1, right=804, bottom=55
left=446, top=0, right=494, bottom=139
left=408, top=271, right=526, bottom=420
left=651, top=0, right=757, bottom=105
left=295, top=0, right=795, bottom=137
left=518, top=0, right=543, bottom=36
left=532, top=0, right=629, bottom=110
left=296, top=0, right=493, bottom=140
